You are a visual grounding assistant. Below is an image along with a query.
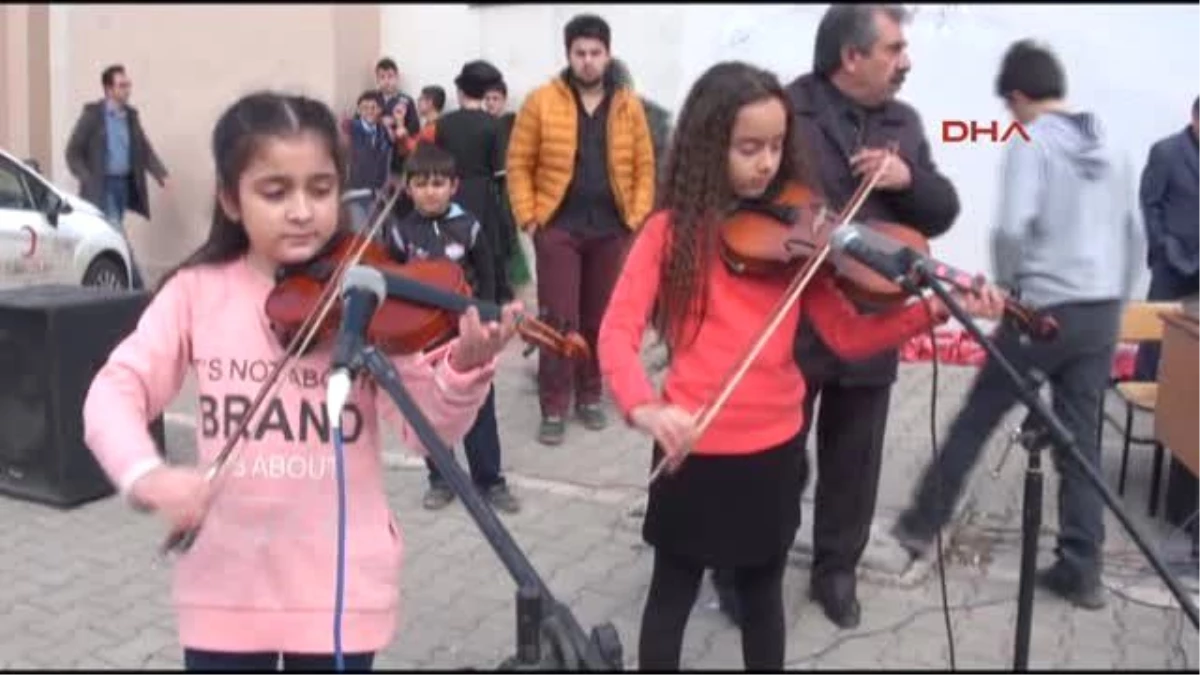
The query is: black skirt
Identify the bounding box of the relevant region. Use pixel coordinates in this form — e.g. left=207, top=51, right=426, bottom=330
left=642, top=433, right=808, bottom=569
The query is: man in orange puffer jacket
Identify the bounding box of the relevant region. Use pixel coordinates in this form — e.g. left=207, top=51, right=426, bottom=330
left=506, top=13, right=656, bottom=446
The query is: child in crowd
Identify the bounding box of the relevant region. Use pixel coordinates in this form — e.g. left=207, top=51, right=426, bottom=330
left=483, top=78, right=532, bottom=292
left=345, top=90, right=394, bottom=228
left=384, top=142, right=521, bottom=514
left=376, top=57, right=419, bottom=136
left=83, top=90, right=520, bottom=671
left=417, top=85, right=446, bottom=131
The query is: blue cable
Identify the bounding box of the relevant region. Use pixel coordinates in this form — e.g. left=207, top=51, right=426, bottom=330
left=332, top=426, right=348, bottom=672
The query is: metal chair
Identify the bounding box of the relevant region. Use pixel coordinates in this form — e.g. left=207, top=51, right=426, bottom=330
left=1097, top=301, right=1182, bottom=517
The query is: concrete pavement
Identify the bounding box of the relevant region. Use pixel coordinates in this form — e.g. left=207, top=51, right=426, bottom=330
left=0, top=333, right=1196, bottom=670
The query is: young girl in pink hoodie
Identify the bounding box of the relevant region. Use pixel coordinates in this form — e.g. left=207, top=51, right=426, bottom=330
left=82, top=91, right=521, bottom=672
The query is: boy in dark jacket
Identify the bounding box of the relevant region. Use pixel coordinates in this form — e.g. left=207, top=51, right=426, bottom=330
left=484, top=78, right=532, bottom=290
left=385, top=143, right=520, bottom=513
left=346, top=91, right=394, bottom=228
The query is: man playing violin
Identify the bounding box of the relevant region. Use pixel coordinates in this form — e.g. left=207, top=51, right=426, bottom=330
left=893, top=40, right=1145, bottom=611
left=713, top=4, right=961, bottom=630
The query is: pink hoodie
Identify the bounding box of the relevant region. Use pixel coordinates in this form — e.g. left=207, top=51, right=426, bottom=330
left=82, top=255, right=495, bottom=654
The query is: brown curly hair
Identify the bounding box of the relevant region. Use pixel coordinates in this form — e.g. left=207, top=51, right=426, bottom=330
left=652, top=61, right=815, bottom=352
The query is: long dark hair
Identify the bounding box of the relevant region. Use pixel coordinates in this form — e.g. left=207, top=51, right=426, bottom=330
left=156, top=91, right=348, bottom=291
left=652, top=61, right=814, bottom=352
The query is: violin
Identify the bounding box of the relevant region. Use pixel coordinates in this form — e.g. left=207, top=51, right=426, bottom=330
left=719, top=181, right=932, bottom=305
left=159, top=187, right=583, bottom=559
left=717, top=180, right=1058, bottom=340
left=265, top=229, right=591, bottom=360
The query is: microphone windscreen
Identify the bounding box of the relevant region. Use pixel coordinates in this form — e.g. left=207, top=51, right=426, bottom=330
left=341, top=265, right=387, bottom=302
left=848, top=222, right=907, bottom=255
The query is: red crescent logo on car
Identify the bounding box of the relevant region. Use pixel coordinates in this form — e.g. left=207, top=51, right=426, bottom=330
left=21, top=225, right=37, bottom=258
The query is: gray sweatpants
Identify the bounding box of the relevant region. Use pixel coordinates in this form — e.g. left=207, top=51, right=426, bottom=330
left=901, top=299, right=1122, bottom=579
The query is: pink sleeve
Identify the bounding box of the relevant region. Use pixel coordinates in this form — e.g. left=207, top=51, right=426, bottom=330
left=802, top=272, right=948, bottom=360
left=375, top=339, right=496, bottom=456
left=83, top=272, right=194, bottom=500
left=598, top=211, right=668, bottom=423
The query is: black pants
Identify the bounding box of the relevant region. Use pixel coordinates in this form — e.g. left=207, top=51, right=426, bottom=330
left=900, top=301, right=1122, bottom=579
left=638, top=548, right=787, bottom=670
left=427, top=384, right=505, bottom=489
left=183, top=649, right=375, bottom=672
left=799, top=378, right=893, bottom=583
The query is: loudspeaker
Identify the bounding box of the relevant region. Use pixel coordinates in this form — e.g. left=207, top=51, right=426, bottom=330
left=0, top=284, right=166, bottom=508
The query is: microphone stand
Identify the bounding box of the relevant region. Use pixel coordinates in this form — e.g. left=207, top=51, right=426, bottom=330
left=904, top=258, right=1199, bottom=671
left=355, top=346, right=624, bottom=671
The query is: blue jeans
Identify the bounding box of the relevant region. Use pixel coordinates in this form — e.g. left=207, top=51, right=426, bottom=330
left=899, top=301, right=1122, bottom=579
left=103, top=175, right=130, bottom=228
left=102, top=175, right=145, bottom=289
left=428, top=384, right=505, bottom=490
left=183, top=648, right=375, bottom=672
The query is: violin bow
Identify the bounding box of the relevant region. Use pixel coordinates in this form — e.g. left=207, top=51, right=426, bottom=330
left=648, top=150, right=897, bottom=484
left=158, top=186, right=404, bottom=558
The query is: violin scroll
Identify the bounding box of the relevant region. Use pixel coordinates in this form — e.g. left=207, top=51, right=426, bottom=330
left=516, top=318, right=591, bottom=361
left=996, top=293, right=1060, bottom=342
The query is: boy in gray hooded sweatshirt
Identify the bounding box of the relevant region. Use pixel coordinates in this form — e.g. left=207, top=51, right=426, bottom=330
left=892, top=40, right=1144, bottom=610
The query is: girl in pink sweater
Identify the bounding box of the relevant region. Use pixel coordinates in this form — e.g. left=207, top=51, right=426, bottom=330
left=597, top=62, right=1004, bottom=670
left=83, top=91, right=521, bottom=671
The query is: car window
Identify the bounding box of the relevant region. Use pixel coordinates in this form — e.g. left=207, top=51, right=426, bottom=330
left=19, top=169, right=51, bottom=212
left=0, top=159, right=35, bottom=211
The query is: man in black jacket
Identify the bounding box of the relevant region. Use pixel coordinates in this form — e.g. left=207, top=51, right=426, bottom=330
left=1135, top=96, right=1199, bottom=380
left=712, top=4, right=959, bottom=631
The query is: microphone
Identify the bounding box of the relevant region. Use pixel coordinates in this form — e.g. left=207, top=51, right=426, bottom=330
left=326, top=265, right=387, bottom=429
left=828, top=224, right=920, bottom=287
left=831, top=224, right=996, bottom=297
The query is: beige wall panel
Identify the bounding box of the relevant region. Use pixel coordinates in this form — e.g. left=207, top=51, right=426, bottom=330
left=0, top=5, right=11, bottom=156
left=1, top=5, right=31, bottom=160
left=61, top=4, right=345, bottom=274
left=27, top=4, right=51, bottom=174
left=333, top=4, right=381, bottom=121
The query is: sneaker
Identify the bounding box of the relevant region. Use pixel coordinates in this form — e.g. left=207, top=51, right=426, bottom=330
left=422, top=484, right=455, bottom=510
left=576, top=403, right=608, bottom=431
left=1037, top=561, right=1106, bottom=610
left=485, top=483, right=521, bottom=514
left=538, top=416, right=566, bottom=446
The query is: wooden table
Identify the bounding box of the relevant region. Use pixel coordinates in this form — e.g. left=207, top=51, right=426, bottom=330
left=1152, top=312, right=1200, bottom=528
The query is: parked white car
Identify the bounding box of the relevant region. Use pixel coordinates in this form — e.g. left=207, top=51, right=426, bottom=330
left=0, top=147, right=133, bottom=290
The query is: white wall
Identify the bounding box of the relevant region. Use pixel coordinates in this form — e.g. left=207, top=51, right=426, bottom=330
left=383, top=3, right=1200, bottom=295
left=380, top=4, right=689, bottom=109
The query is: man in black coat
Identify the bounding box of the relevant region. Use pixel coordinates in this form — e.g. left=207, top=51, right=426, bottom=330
left=1135, top=96, right=1199, bottom=379
left=712, top=4, right=959, bottom=631
left=65, top=64, right=169, bottom=289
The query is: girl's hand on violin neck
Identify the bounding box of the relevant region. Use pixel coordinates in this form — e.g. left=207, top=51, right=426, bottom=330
left=129, top=465, right=213, bottom=531
left=448, top=302, right=524, bottom=372
left=630, top=403, right=699, bottom=473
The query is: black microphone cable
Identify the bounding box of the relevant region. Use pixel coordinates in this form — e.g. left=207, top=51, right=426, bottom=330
left=912, top=282, right=958, bottom=671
